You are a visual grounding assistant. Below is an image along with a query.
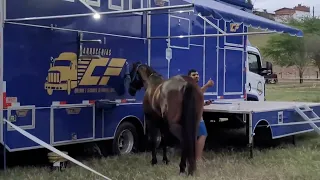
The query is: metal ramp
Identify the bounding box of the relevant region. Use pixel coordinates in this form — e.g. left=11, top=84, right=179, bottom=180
left=294, top=105, right=320, bottom=135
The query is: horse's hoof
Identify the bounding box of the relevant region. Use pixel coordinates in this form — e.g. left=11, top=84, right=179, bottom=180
left=187, top=172, right=194, bottom=176
left=187, top=170, right=195, bottom=176
left=151, top=159, right=158, bottom=165
left=179, top=169, right=185, bottom=175
left=162, top=159, right=170, bottom=165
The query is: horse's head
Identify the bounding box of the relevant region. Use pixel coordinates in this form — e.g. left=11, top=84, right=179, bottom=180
left=128, top=62, right=162, bottom=96
left=128, top=62, right=147, bottom=96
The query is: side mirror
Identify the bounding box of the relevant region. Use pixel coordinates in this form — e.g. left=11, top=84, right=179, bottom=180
left=266, top=61, right=273, bottom=71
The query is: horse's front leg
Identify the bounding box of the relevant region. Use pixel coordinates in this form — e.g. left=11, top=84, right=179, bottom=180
left=146, top=116, right=158, bottom=165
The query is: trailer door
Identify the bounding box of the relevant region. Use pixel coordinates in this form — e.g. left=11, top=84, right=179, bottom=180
left=223, top=47, right=244, bottom=95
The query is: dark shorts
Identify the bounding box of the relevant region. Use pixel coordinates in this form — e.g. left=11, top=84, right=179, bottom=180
left=198, top=120, right=208, bottom=137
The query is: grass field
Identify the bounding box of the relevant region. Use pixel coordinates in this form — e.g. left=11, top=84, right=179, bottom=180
left=1, top=82, right=320, bottom=180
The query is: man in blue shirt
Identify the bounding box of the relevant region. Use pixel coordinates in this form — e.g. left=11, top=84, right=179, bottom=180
left=188, top=69, right=214, bottom=161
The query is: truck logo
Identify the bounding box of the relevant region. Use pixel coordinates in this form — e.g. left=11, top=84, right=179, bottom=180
left=44, top=52, right=126, bottom=95
left=257, top=81, right=263, bottom=95
left=230, top=23, right=240, bottom=32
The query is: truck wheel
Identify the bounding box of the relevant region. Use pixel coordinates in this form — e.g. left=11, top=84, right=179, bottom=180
left=112, top=122, right=139, bottom=155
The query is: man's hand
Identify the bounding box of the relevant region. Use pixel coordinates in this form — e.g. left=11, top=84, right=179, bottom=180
left=201, top=78, right=214, bottom=94
left=206, top=79, right=214, bottom=87
left=204, top=100, right=212, bottom=106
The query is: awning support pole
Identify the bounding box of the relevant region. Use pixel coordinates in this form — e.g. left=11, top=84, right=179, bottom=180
left=5, top=4, right=194, bottom=22
left=148, top=31, right=280, bottom=39
left=79, top=0, right=100, bottom=16
left=197, top=13, right=226, bottom=34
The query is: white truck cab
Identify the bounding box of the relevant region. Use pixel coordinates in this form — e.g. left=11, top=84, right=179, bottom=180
left=246, top=45, right=271, bottom=101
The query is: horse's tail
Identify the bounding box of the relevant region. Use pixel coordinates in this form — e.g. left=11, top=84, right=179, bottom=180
left=181, top=82, right=197, bottom=174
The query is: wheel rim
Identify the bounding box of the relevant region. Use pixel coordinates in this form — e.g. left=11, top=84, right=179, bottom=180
left=118, top=129, right=134, bottom=154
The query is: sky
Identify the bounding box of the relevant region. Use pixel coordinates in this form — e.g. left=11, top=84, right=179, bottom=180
left=252, top=0, right=320, bottom=16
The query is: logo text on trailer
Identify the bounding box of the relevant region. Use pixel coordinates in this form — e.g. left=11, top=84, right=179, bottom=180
left=230, top=23, right=240, bottom=32
left=44, top=48, right=126, bottom=95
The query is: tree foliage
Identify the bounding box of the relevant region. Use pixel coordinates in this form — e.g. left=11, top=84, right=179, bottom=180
left=261, top=17, right=320, bottom=83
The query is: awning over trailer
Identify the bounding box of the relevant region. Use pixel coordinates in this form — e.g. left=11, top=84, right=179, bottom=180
left=184, top=0, right=303, bottom=37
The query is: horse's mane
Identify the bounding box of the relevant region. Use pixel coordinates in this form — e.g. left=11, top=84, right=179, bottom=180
left=139, top=63, right=164, bottom=86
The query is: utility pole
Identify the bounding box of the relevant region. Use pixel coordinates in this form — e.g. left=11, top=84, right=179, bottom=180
left=313, top=6, right=315, bottom=17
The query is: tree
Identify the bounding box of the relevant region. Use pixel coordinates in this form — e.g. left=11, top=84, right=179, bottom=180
left=287, top=17, right=320, bottom=74
left=261, top=17, right=320, bottom=83
left=304, top=34, right=320, bottom=73
left=261, top=34, right=309, bottom=83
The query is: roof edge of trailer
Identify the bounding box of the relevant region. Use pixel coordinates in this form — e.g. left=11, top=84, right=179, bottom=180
left=184, top=0, right=303, bottom=37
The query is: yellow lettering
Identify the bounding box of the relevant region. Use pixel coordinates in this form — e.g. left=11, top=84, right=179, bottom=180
left=87, top=88, right=98, bottom=93
left=99, top=77, right=110, bottom=85
left=104, top=68, right=122, bottom=76
left=109, top=58, right=126, bottom=67
left=79, top=58, right=109, bottom=85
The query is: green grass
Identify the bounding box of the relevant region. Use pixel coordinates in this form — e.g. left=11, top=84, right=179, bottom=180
left=1, top=82, right=320, bottom=180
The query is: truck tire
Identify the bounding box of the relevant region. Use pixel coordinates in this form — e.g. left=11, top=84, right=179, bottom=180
left=112, top=122, right=139, bottom=155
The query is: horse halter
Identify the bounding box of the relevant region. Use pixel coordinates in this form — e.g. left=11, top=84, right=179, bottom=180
left=131, top=63, right=143, bottom=82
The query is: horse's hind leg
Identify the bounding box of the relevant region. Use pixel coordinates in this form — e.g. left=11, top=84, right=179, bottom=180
left=160, top=122, right=170, bottom=164
left=179, top=141, right=187, bottom=174
left=169, top=123, right=186, bottom=174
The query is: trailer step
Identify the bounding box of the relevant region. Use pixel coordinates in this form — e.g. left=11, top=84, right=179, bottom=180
left=294, top=105, right=320, bottom=135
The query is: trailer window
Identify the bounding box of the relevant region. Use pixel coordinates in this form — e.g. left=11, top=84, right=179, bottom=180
left=248, top=53, right=260, bottom=74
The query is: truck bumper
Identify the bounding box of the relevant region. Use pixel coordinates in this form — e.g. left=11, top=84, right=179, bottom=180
left=45, top=83, right=67, bottom=90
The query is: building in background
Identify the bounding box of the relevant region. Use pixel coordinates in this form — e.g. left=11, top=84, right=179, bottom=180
left=274, top=4, right=311, bottom=22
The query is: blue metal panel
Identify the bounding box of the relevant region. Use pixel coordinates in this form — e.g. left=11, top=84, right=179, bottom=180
left=170, top=46, right=203, bottom=84
left=190, top=15, right=204, bottom=46
left=217, top=48, right=224, bottom=97
left=102, top=104, right=144, bottom=138
left=53, top=107, right=94, bottom=143
left=224, top=48, right=243, bottom=93
left=204, top=17, right=218, bottom=93
left=7, top=0, right=146, bottom=38
left=149, top=0, right=169, bottom=78
left=170, top=15, right=190, bottom=49
left=3, top=109, right=51, bottom=150
left=7, top=109, right=33, bottom=128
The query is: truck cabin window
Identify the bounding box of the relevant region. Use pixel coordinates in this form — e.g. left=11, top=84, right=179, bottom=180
left=54, top=60, right=72, bottom=67
left=248, top=53, right=260, bottom=74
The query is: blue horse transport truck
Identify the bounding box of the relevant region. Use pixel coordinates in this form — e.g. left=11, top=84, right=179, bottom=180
left=1, top=0, right=320, bottom=166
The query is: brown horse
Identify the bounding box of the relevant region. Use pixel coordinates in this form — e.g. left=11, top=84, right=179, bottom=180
left=128, top=62, right=204, bottom=175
